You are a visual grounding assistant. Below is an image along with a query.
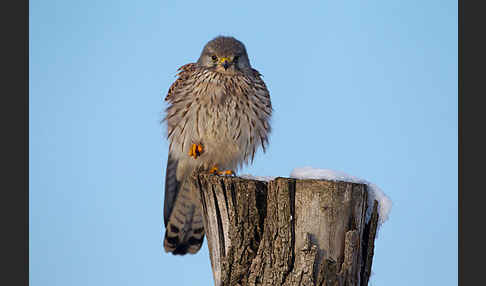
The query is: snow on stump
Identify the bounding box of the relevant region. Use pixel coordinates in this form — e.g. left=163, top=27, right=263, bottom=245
left=190, top=173, right=381, bottom=286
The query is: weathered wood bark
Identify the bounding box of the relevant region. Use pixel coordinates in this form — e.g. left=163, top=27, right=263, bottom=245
left=191, top=173, right=379, bottom=286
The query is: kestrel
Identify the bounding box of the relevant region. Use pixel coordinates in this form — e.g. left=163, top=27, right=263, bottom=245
left=162, top=36, right=272, bottom=255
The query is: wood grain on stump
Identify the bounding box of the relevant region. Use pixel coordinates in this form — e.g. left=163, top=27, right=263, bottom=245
left=191, top=173, right=379, bottom=286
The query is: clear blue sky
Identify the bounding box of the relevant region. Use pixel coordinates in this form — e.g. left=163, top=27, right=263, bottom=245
left=30, top=0, right=457, bottom=285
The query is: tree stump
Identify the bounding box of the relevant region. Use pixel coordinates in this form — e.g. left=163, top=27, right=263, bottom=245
left=191, top=173, right=379, bottom=286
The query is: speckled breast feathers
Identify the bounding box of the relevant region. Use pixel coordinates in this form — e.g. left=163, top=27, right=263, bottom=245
left=164, top=63, right=272, bottom=174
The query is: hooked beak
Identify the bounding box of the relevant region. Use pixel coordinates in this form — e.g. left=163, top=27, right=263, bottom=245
left=222, top=61, right=229, bottom=70
left=219, top=57, right=230, bottom=70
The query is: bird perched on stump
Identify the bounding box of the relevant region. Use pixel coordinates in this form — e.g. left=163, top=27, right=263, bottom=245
left=162, top=36, right=272, bottom=255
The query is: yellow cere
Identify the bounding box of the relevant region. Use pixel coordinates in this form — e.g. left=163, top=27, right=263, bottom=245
left=218, top=57, right=231, bottom=64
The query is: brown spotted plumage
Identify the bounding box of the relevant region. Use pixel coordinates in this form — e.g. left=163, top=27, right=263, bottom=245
left=162, top=36, right=272, bottom=255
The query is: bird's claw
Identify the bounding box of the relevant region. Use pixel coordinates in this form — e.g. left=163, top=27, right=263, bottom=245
left=219, top=170, right=235, bottom=176
left=209, top=166, right=235, bottom=176
left=209, top=166, right=219, bottom=174
left=188, top=143, right=204, bottom=159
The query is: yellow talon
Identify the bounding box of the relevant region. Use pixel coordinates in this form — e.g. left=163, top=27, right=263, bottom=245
left=218, top=170, right=235, bottom=176
left=209, top=166, right=234, bottom=176
left=189, top=143, right=204, bottom=159
left=192, top=144, right=197, bottom=158
left=209, top=166, right=219, bottom=174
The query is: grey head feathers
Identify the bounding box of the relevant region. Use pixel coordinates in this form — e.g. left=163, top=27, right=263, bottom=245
left=197, top=36, right=252, bottom=73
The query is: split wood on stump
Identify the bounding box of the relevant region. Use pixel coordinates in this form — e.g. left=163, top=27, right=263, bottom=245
left=191, top=173, right=379, bottom=286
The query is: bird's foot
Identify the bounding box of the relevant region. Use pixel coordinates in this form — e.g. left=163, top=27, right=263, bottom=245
left=188, top=143, right=204, bottom=159
left=219, top=170, right=235, bottom=176
left=209, top=166, right=219, bottom=174
left=209, top=166, right=235, bottom=176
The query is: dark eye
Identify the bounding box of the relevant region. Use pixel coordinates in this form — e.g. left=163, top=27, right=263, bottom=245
left=211, top=55, right=218, bottom=61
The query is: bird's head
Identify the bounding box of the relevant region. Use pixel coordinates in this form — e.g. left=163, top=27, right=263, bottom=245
left=197, top=36, right=252, bottom=74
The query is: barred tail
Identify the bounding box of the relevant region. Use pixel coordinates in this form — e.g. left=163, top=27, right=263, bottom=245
left=163, top=156, right=205, bottom=255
